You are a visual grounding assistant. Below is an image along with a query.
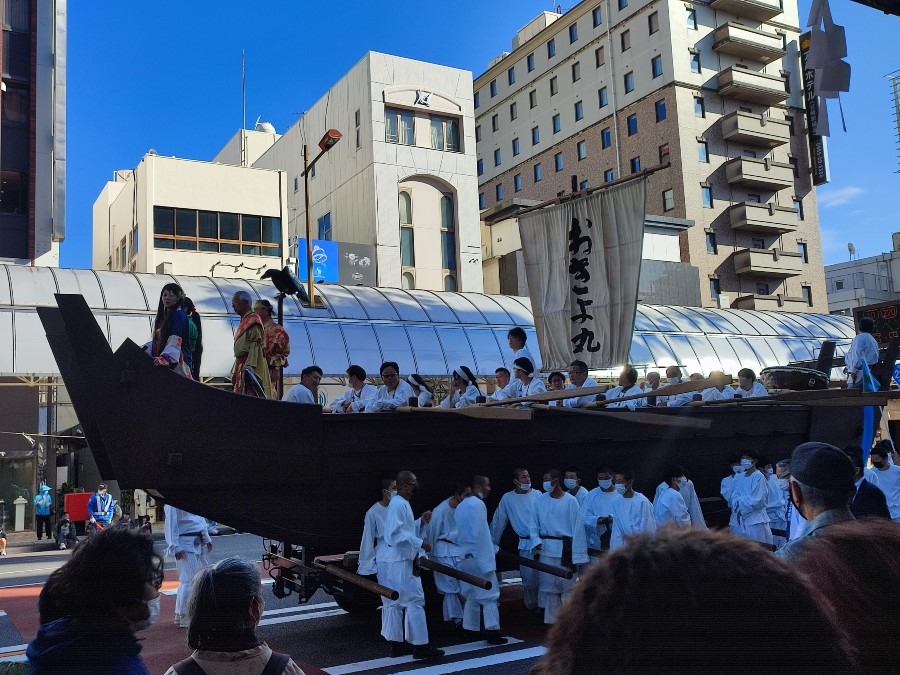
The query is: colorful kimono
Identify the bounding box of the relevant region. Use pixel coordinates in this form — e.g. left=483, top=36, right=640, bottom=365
left=262, top=320, right=291, bottom=398
left=232, top=311, right=271, bottom=397
left=148, top=309, right=193, bottom=379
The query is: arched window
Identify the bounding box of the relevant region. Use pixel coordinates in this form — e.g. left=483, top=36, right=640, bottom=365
left=402, top=271, right=416, bottom=290
left=443, top=274, right=457, bottom=292
left=399, top=191, right=412, bottom=224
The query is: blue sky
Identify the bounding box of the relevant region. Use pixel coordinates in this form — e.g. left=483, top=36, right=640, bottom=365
left=63, top=1, right=898, bottom=268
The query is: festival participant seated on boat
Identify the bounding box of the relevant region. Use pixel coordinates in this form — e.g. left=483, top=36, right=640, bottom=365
left=230, top=291, right=271, bottom=397
left=564, top=468, right=589, bottom=506
left=720, top=454, right=744, bottom=536
left=283, top=366, right=322, bottom=405
left=776, top=442, right=856, bottom=561
left=641, top=371, right=660, bottom=406
left=844, top=446, right=890, bottom=520
left=729, top=449, right=772, bottom=546
left=365, top=362, right=415, bottom=413
left=609, top=469, right=656, bottom=551
left=329, top=365, right=377, bottom=413
left=601, top=365, right=643, bottom=410
left=512, top=357, right=546, bottom=408
left=653, top=465, right=691, bottom=528
left=546, top=372, right=566, bottom=406
left=653, top=469, right=707, bottom=529
left=845, top=316, right=879, bottom=387
left=734, top=367, right=768, bottom=398
left=456, top=476, right=507, bottom=645
left=380, top=470, right=443, bottom=660
left=423, top=481, right=467, bottom=630
left=490, top=468, right=542, bottom=611
left=866, top=443, right=900, bottom=522
left=582, top=465, right=618, bottom=557
left=656, top=366, right=693, bottom=407
left=507, top=326, right=536, bottom=375
left=358, top=478, right=396, bottom=578
left=530, top=529, right=855, bottom=675
left=560, top=360, right=599, bottom=408
left=143, top=283, right=193, bottom=379
left=488, top=367, right=517, bottom=401
left=440, top=366, right=482, bottom=409
left=531, top=470, right=589, bottom=625
left=253, top=298, right=291, bottom=399
left=701, top=370, right=735, bottom=402
left=407, top=374, right=435, bottom=408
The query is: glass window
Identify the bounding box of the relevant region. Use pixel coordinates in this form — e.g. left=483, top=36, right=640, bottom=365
left=475, top=125, right=482, bottom=142
left=690, top=51, right=701, bottom=73
left=219, top=212, right=240, bottom=240
left=553, top=114, right=561, bottom=133
left=701, top=185, right=713, bottom=208
left=555, top=153, right=564, bottom=172
left=648, top=11, right=659, bottom=34
left=621, top=30, right=631, bottom=52
left=694, top=96, right=705, bottom=118
left=478, top=192, right=485, bottom=209
left=474, top=92, right=480, bottom=109
left=477, top=159, right=484, bottom=176
left=400, top=110, right=414, bottom=145
left=508, top=67, right=516, bottom=85
left=659, top=143, right=670, bottom=164
left=514, top=174, right=522, bottom=192
left=317, top=212, right=332, bottom=240
left=512, top=137, right=520, bottom=156
left=596, top=46, right=605, bottom=68
left=154, top=237, right=175, bottom=249
left=510, top=102, right=517, bottom=121
left=706, top=232, right=717, bottom=254
left=401, top=227, right=415, bottom=267
left=627, top=114, right=638, bottom=136
left=575, top=101, right=583, bottom=121
left=698, top=141, right=709, bottom=162
left=710, top=277, right=721, bottom=298
left=655, top=99, right=666, bottom=122
left=802, top=285, right=813, bottom=306
left=444, top=274, right=457, bottom=292
left=624, top=71, right=634, bottom=93
left=548, top=38, right=556, bottom=58
left=198, top=211, right=218, bottom=239
left=527, top=53, right=535, bottom=72
left=399, top=192, right=412, bottom=224
left=572, top=61, right=581, bottom=82
left=578, top=140, right=587, bottom=160
left=748, top=194, right=761, bottom=203
left=494, top=148, right=502, bottom=166
left=441, top=195, right=454, bottom=230
left=630, top=156, right=641, bottom=173
left=580, top=180, right=589, bottom=190
left=592, top=6, right=603, bottom=26
left=687, top=8, right=697, bottom=29
left=756, top=282, right=770, bottom=295
left=529, top=90, right=537, bottom=108
left=752, top=237, right=765, bottom=249
left=153, top=206, right=175, bottom=236
left=534, top=163, right=543, bottom=182
left=663, top=189, right=675, bottom=211
left=651, top=55, right=663, bottom=78
left=441, top=231, right=457, bottom=270
left=532, top=126, right=540, bottom=145
left=618, top=0, right=627, bottom=9
left=491, top=114, right=499, bottom=132
left=385, top=109, right=399, bottom=143
left=431, top=117, right=445, bottom=150
left=262, top=217, right=280, bottom=243
left=599, top=87, right=608, bottom=107
left=242, top=214, right=262, bottom=242
left=550, top=76, right=558, bottom=96
left=798, top=242, right=809, bottom=263
left=490, top=79, right=497, bottom=97
left=601, top=127, right=611, bottom=148
left=604, top=169, right=614, bottom=182
left=496, top=183, right=504, bottom=201
left=569, top=23, right=578, bottom=43
left=794, top=198, right=804, bottom=220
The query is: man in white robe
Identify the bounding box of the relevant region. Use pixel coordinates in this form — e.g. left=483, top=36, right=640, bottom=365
left=507, top=326, right=536, bottom=376
left=365, top=362, right=415, bottom=413
left=561, top=359, right=599, bottom=408
left=456, top=476, right=507, bottom=645
left=653, top=465, right=692, bottom=528
left=654, top=475, right=707, bottom=529
left=720, top=455, right=744, bottom=536
left=531, top=470, right=589, bottom=625
left=701, top=370, right=735, bottom=402
left=379, top=470, right=443, bottom=660
left=610, top=469, right=656, bottom=550
left=762, top=459, right=787, bottom=545
left=490, top=468, right=542, bottom=610
left=283, top=366, right=322, bottom=404
left=423, top=482, right=467, bottom=628
left=358, top=478, right=395, bottom=577
left=164, top=504, right=212, bottom=628
left=734, top=368, right=768, bottom=399
left=657, top=366, right=694, bottom=407
left=731, top=450, right=772, bottom=545
left=867, top=444, right=900, bottom=521
left=845, top=316, right=879, bottom=387
left=602, top=365, right=644, bottom=410
left=512, top=357, right=546, bottom=408
left=564, top=468, right=589, bottom=506
left=330, top=364, right=377, bottom=413
left=582, top=466, right=618, bottom=555
left=488, top=367, right=518, bottom=401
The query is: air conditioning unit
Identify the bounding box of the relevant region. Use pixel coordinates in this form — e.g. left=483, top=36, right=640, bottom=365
left=717, top=294, right=731, bottom=309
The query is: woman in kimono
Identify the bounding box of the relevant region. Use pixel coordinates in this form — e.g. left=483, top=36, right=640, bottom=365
left=144, top=283, right=192, bottom=378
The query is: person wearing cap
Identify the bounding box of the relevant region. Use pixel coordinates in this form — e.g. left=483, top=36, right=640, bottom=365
left=865, top=443, right=900, bottom=522
left=729, top=449, right=772, bottom=545
left=490, top=468, right=542, bottom=611
left=283, top=365, right=323, bottom=405
left=407, top=374, right=435, bottom=408
left=440, top=366, right=482, bottom=409
left=776, top=442, right=857, bottom=561
left=512, top=357, right=546, bottom=408
left=734, top=368, right=768, bottom=398
left=34, top=484, right=53, bottom=541
left=365, top=362, right=415, bottom=413
left=561, top=360, right=599, bottom=408
left=601, top=365, right=643, bottom=410
left=330, top=365, right=377, bottom=413
left=845, top=316, right=879, bottom=387
left=253, top=298, right=291, bottom=399
left=87, top=483, right=115, bottom=530
left=164, top=503, right=213, bottom=628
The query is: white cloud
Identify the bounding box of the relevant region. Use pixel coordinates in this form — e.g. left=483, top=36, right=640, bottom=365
left=817, top=186, right=864, bottom=208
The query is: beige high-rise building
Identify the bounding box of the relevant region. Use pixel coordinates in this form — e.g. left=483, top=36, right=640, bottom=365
left=474, top=0, right=825, bottom=312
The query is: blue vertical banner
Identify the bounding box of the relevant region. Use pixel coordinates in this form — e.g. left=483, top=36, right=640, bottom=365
left=296, top=239, right=339, bottom=282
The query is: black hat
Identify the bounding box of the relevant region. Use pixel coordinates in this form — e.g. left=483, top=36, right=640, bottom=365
left=791, top=442, right=855, bottom=493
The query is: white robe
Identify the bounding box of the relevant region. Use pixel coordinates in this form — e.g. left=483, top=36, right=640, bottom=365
left=164, top=505, right=212, bottom=619
left=765, top=473, right=786, bottom=529
left=603, top=384, right=644, bottom=410
left=734, top=381, right=769, bottom=399
left=517, top=377, right=547, bottom=407
left=456, top=496, right=501, bottom=631
left=365, top=380, right=415, bottom=413
left=424, top=498, right=463, bottom=622
left=658, top=379, right=694, bottom=407
left=845, top=331, right=879, bottom=385
left=440, top=383, right=482, bottom=409
left=329, top=383, right=377, bottom=413
left=609, top=492, right=656, bottom=550
left=701, top=385, right=735, bottom=402
left=654, top=479, right=706, bottom=529
left=653, top=487, right=691, bottom=528
left=732, top=470, right=771, bottom=544
left=867, top=465, right=900, bottom=520
left=582, top=487, right=619, bottom=550
left=416, top=390, right=433, bottom=407
left=490, top=488, right=542, bottom=610
left=561, top=378, right=599, bottom=408
left=357, top=501, right=388, bottom=576
left=380, top=494, right=428, bottom=645
left=283, top=383, right=316, bottom=404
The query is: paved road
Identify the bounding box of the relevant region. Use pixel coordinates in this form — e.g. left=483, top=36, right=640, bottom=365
left=0, top=533, right=549, bottom=674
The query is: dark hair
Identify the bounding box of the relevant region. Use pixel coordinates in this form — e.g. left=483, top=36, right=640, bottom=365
left=870, top=445, right=889, bottom=460
left=622, top=365, right=638, bottom=386
left=545, top=468, right=562, bottom=482
left=380, top=477, right=395, bottom=493
left=596, top=464, right=614, bottom=475
left=513, top=467, right=529, bottom=481
left=616, top=468, right=636, bottom=483
left=38, top=528, right=161, bottom=624
left=843, top=446, right=864, bottom=472
left=187, top=557, right=263, bottom=650
left=380, top=361, right=400, bottom=376
left=455, top=480, right=471, bottom=497
left=737, top=368, right=756, bottom=381
left=301, top=365, right=323, bottom=378
left=151, top=283, right=190, bottom=364
left=533, top=529, right=854, bottom=674
left=347, top=364, right=367, bottom=381
left=507, top=327, right=527, bottom=344
left=565, top=467, right=581, bottom=478
left=663, top=464, right=685, bottom=483
left=408, top=373, right=432, bottom=394
left=741, top=448, right=761, bottom=461
left=472, top=475, right=490, bottom=489
left=569, top=360, right=588, bottom=373
left=858, top=316, right=874, bottom=333
left=548, top=371, right=565, bottom=382
left=795, top=480, right=853, bottom=511
left=455, top=365, right=478, bottom=387
left=495, top=367, right=511, bottom=378
left=727, top=453, right=741, bottom=466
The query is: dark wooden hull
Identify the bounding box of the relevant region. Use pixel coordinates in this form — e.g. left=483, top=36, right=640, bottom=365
left=40, top=295, right=869, bottom=557
left=760, top=366, right=829, bottom=391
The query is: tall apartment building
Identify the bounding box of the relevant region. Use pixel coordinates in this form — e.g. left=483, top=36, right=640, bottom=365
left=0, top=0, right=66, bottom=266
left=474, top=0, right=825, bottom=312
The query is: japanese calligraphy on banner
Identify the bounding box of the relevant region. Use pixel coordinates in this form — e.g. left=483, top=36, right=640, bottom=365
left=518, top=179, right=646, bottom=370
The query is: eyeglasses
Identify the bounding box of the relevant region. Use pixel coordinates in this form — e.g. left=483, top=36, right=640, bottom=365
left=382, top=372, right=399, bottom=378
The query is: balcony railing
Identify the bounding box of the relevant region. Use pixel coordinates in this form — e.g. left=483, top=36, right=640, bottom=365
left=713, top=23, right=785, bottom=63
left=734, top=248, right=804, bottom=278
left=725, top=156, right=794, bottom=190
left=729, top=202, right=799, bottom=234
left=709, top=0, right=783, bottom=22
left=717, top=66, right=789, bottom=106
left=731, top=294, right=811, bottom=312
left=721, top=111, right=791, bottom=148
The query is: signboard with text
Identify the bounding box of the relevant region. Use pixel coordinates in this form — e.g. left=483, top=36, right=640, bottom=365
left=295, top=240, right=377, bottom=286
left=799, top=32, right=830, bottom=186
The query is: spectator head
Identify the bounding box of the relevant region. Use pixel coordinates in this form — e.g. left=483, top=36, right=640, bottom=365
left=567, top=360, right=589, bottom=388
left=870, top=444, right=890, bottom=467
left=737, top=368, right=757, bottom=385
left=187, top=557, right=264, bottom=650
left=252, top=299, right=275, bottom=320
left=843, top=445, right=865, bottom=480
left=618, top=365, right=638, bottom=387
left=346, top=364, right=367, bottom=384
left=495, top=367, right=511, bottom=389
left=379, top=362, right=400, bottom=380
left=665, top=365, right=683, bottom=380
left=548, top=371, right=566, bottom=390
left=183, top=297, right=196, bottom=315
left=789, top=442, right=855, bottom=522
left=230, top=290, right=252, bottom=316
left=407, top=373, right=431, bottom=395
left=532, top=529, right=853, bottom=674
left=507, top=327, right=527, bottom=350
left=300, top=365, right=323, bottom=393
left=644, top=371, right=660, bottom=389
left=513, top=357, right=535, bottom=381
left=858, top=316, right=874, bottom=334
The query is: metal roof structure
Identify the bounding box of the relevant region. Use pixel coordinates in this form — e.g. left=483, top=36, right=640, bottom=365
left=0, top=265, right=855, bottom=379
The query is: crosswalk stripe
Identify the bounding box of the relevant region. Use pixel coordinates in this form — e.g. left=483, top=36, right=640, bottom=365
left=258, top=608, right=346, bottom=625
left=0, top=644, right=27, bottom=657
left=391, top=645, right=547, bottom=674
left=263, top=601, right=338, bottom=616
left=323, top=638, right=524, bottom=675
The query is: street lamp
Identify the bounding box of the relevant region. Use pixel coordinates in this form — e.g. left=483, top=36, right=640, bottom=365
left=300, top=128, right=343, bottom=307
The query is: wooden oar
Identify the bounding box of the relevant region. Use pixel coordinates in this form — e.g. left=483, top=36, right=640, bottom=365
left=396, top=405, right=533, bottom=420
left=532, top=403, right=712, bottom=430
left=581, top=374, right=732, bottom=409
left=485, top=373, right=732, bottom=408
left=696, top=388, right=900, bottom=408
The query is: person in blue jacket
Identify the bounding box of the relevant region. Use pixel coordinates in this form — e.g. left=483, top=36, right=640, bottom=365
left=33, top=485, right=52, bottom=540
left=87, top=483, right=115, bottom=530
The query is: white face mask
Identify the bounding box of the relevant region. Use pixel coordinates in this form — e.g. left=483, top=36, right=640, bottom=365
left=475, top=491, right=485, bottom=500
left=389, top=490, right=397, bottom=498
left=677, top=477, right=688, bottom=488
left=564, top=478, right=578, bottom=490
left=543, top=480, right=553, bottom=492
left=615, top=483, right=627, bottom=495
left=740, top=459, right=754, bottom=471
left=518, top=482, right=531, bottom=491
left=598, top=479, right=613, bottom=490
left=669, top=377, right=681, bottom=384
left=765, top=468, right=774, bottom=476
left=732, top=465, right=743, bottom=475
left=778, top=478, right=790, bottom=492
left=130, top=595, right=160, bottom=633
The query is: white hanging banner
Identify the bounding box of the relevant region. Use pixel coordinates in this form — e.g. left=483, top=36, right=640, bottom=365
left=518, top=179, right=646, bottom=371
